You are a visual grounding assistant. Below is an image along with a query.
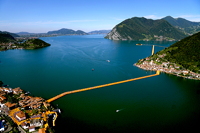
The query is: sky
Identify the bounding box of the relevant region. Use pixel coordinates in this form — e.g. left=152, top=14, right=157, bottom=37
left=0, top=0, right=200, bottom=33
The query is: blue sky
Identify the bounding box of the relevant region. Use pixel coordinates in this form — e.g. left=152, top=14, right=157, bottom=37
left=0, top=0, right=200, bottom=33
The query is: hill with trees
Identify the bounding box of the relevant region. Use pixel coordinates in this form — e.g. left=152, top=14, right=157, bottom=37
left=105, top=17, right=186, bottom=41
left=135, top=32, right=200, bottom=80
left=47, top=28, right=88, bottom=35
left=156, top=31, right=200, bottom=73
left=0, top=32, right=50, bottom=51
left=0, top=33, right=16, bottom=43
left=0, top=31, right=20, bottom=37
left=162, top=16, right=200, bottom=34
left=18, top=39, right=51, bottom=49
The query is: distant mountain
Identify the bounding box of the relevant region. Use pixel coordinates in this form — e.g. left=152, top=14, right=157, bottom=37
left=47, top=28, right=88, bottom=35
left=105, top=17, right=186, bottom=41
left=162, top=16, right=200, bottom=34
left=16, top=32, right=37, bottom=35
left=88, top=30, right=111, bottom=34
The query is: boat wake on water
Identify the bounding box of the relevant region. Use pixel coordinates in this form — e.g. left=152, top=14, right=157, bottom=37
left=116, top=108, right=125, bottom=113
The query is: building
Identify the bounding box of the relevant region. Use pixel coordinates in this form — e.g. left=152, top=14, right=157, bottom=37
left=13, top=87, right=23, bottom=95
left=28, top=126, right=36, bottom=132
left=5, top=102, right=16, bottom=110
left=0, top=96, right=6, bottom=103
left=38, top=128, right=46, bottom=133
left=20, top=122, right=29, bottom=129
left=16, top=111, right=26, bottom=121
left=3, top=88, right=12, bottom=93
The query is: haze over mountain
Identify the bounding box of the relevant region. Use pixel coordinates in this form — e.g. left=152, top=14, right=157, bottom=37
left=105, top=17, right=187, bottom=41
left=47, top=28, right=88, bottom=35
left=16, top=32, right=44, bottom=35
left=163, top=16, right=200, bottom=34
left=88, top=30, right=111, bottom=34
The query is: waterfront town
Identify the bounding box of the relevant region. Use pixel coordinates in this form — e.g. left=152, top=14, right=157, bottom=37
left=0, top=85, right=59, bottom=133
left=134, top=54, right=200, bottom=80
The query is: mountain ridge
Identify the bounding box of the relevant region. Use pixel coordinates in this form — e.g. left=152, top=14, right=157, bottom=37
left=88, top=30, right=111, bottom=34
left=105, top=17, right=187, bottom=41
left=47, top=28, right=88, bottom=35
left=162, top=16, right=200, bottom=34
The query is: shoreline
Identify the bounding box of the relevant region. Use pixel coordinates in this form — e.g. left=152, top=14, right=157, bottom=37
left=134, top=59, right=200, bottom=80
left=0, top=85, right=59, bottom=132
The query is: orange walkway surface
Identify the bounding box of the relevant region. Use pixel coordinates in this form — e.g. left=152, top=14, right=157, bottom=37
left=47, top=71, right=160, bottom=103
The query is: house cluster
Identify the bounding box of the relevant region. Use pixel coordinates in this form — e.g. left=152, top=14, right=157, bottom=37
left=0, top=87, right=23, bottom=111
left=135, top=57, right=200, bottom=80
left=19, top=95, right=46, bottom=109
left=0, top=42, right=17, bottom=50
left=0, top=86, right=52, bottom=133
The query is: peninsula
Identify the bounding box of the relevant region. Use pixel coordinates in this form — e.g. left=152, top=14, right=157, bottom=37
left=0, top=32, right=51, bottom=51
left=134, top=32, right=200, bottom=80
left=0, top=82, right=60, bottom=133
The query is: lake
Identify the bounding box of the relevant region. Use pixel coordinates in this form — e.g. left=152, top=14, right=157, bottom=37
left=0, top=35, right=200, bottom=133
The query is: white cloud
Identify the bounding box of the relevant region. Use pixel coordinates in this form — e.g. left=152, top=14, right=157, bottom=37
left=143, top=15, right=163, bottom=20
left=177, top=15, right=200, bottom=22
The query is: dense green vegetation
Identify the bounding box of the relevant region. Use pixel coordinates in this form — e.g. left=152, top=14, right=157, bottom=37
left=0, top=33, right=16, bottom=43
left=18, top=39, right=51, bottom=49
left=0, top=31, right=20, bottom=37
left=0, top=34, right=51, bottom=50
left=157, top=32, right=200, bottom=73
left=105, top=17, right=187, bottom=40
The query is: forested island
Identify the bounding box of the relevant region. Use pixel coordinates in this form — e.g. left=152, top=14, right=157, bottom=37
left=134, top=32, right=200, bottom=80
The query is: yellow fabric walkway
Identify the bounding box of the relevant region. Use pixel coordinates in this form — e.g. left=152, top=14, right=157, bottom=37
left=47, top=71, right=160, bottom=103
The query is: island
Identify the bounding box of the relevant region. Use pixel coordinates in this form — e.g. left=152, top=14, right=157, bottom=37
left=0, top=82, right=60, bottom=133
left=134, top=32, right=200, bottom=80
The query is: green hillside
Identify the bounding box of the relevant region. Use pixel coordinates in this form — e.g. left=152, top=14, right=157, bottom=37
left=105, top=17, right=187, bottom=40
left=163, top=16, right=200, bottom=34
left=0, top=33, right=16, bottom=43
left=19, top=39, right=51, bottom=49
left=156, top=32, right=200, bottom=73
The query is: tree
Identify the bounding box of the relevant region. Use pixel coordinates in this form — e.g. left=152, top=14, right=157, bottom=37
left=0, top=81, right=3, bottom=87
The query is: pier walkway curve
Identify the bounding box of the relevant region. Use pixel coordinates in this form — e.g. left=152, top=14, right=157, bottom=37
left=47, top=71, right=160, bottom=103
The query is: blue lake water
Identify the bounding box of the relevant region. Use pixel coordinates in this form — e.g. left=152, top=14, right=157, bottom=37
left=0, top=34, right=200, bottom=132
